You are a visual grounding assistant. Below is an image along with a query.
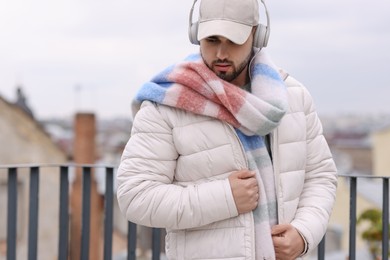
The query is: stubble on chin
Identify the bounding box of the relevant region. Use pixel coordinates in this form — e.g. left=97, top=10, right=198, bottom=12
left=200, top=50, right=253, bottom=83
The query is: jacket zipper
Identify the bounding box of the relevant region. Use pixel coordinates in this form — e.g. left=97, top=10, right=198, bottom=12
left=270, top=130, right=282, bottom=224
left=227, top=124, right=256, bottom=259
left=228, top=124, right=249, bottom=169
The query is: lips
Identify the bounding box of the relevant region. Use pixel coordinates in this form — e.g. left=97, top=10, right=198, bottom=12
left=214, top=63, right=231, bottom=72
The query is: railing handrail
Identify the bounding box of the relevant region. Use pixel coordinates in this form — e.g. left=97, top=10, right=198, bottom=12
left=0, top=163, right=118, bottom=169
left=339, top=173, right=390, bottom=179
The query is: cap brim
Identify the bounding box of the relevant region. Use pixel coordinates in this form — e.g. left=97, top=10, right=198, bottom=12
left=197, top=20, right=253, bottom=45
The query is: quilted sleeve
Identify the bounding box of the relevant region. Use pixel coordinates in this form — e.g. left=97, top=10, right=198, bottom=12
left=290, top=86, right=338, bottom=254
left=116, top=101, right=238, bottom=229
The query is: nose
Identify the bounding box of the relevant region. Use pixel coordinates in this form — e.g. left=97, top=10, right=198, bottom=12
left=216, top=44, right=228, bottom=61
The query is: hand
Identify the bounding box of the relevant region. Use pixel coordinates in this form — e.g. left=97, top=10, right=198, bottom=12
left=228, top=170, right=259, bottom=214
left=271, top=224, right=305, bottom=260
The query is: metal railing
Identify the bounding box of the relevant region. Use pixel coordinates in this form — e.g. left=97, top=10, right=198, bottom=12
left=339, top=173, right=389, bottom=260
left=1, top=165, right=389, bottom=260
left=1, top=164, right=162, bottom=260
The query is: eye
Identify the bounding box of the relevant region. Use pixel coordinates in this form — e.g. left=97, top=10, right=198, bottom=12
left=205, top=37, right=219, bottom=43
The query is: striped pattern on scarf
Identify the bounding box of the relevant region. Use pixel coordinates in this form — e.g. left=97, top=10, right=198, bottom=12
left=236, top=129, right=278, bottom=260
left=132, top=51, right=287, bottom=136
left=133, top=50, right=288, bottom=259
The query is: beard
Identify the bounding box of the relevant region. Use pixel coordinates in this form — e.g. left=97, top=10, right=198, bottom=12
left=202, top=49, right=253, bottom=83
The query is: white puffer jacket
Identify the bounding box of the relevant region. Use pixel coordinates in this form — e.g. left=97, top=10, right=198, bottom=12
left=117, top=74, right=338, bottom=260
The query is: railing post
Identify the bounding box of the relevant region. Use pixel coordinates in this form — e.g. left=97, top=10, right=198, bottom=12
left=80, top=167, right=91, bottom=260
left=349, top=177, right=357, bottom=260
left=152, top=228, right=161, bottom=260
left=103, top=167, right=114, bottom=260
left=7, top=168, right=18, bottom=260
left=317, top=236, right=325, bottom=260
left=128, top=222, right=137, bottom=260
left=383, top=178, right=389, bottom=260
left=28, top=166, right=40, bottom=260
left=58, top=166, right=69, bottom=260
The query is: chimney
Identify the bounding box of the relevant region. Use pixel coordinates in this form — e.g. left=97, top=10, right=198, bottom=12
left=70, top=113, right=103, bottom=259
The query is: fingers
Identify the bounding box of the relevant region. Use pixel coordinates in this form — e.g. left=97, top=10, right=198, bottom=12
left=271, top=224, right=290, bottom=235
left=272, top=224, right=305, bottom=260
left=234, top=169, right=256, bottom=179
left=229, top=169, right=259, bottom=214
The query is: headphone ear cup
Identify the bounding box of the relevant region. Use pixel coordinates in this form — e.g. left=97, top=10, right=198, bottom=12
left=253, top=24, right=269, bottom=49
left=189, top=22, right=200, bottom=45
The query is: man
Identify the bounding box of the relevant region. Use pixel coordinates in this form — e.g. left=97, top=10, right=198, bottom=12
left=117, top=0, right=338, bottom=259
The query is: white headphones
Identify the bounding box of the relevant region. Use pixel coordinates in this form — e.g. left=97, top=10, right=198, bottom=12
left=188, top=0, right=271, bottom=49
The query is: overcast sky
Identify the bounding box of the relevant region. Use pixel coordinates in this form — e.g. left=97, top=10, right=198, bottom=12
left=0, top=0, right=389, bottom=120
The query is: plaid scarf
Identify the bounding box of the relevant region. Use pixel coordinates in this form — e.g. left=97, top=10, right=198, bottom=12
left=133, top=50, right=287, bottom=259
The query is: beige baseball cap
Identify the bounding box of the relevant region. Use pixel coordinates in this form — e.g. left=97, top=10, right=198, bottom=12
left=197, top=0, right=259, bottom=45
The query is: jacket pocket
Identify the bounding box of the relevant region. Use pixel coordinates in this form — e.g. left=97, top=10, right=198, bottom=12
left=183, top=226, right=247, bottom=259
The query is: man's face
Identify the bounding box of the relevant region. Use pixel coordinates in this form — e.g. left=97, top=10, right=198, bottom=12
left=200, top=32, right=254, bottom=87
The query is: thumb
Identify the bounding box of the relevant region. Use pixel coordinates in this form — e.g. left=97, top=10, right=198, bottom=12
left=236, top=170, right=255, bottom=179
left=271, top=224, right=290, bottom=235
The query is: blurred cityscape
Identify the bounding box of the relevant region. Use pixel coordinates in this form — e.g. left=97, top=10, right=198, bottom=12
left=1, top=86, right=390, bottom=259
